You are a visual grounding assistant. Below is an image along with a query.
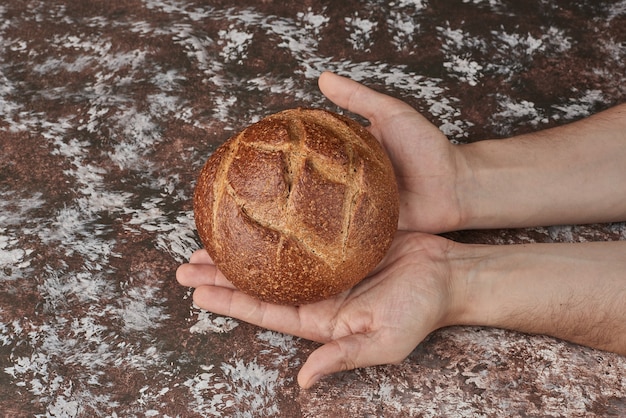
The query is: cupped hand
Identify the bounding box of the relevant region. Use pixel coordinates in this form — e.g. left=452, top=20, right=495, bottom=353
left=318, top=72, right=468, bottom=234
left=176, top=232, right=459, bottom=389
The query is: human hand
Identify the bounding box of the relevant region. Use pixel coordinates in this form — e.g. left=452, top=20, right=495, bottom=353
left=318, top=72, right=468, bottom=233
left=176, top=232, right=460, bottom=388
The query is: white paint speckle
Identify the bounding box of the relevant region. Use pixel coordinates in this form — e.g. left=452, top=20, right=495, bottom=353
left=345, top=13, right=378, bottom=52
left=552, top=89, right=604, bottom=121
left=218, top=26, right=254, bottom=64
left=257, top=330, right=299, bottom=367
left=608, top=0, right=626, bottom=20
left=221, top=359, right=280, bottom=416
left=297, top=8, right=329, bottom=35
left=443, top=55, right=484, bottom=86
left=118, top=284, right=170, bottom=333
left=462, top=0, right=503, bottom=7
left=189, top=309, right=239, bottom=334
left=490, top=96, right=547, bottom=133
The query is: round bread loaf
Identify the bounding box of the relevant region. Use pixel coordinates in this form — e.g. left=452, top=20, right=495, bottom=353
left=193, top=108, right=399, bottom=305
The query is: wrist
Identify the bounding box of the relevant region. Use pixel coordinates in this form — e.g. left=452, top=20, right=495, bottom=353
left=450, top=142, right=492, bottom=232
left=439, top=241, right=491, bottom=327
left=443, top=241, right=518, bottom=329
left=453, top=138, right=541, bottom=231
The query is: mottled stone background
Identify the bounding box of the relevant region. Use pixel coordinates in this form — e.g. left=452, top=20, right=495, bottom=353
left=1, top=0, right=625, bottom=416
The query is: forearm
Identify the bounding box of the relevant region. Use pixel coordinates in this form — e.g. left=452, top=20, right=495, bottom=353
left=458, top=103, right=626, bottom=229
left=450, top=240, right=626, bottom=355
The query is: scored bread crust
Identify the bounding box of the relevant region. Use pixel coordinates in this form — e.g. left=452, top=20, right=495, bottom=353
left=194, top=108, right=399, bottom=305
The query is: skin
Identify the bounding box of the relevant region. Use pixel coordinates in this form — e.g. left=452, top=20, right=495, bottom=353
left=177, top=72, right=626, bottom=389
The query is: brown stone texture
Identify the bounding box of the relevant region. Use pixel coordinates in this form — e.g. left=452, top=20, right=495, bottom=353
left=0, top=0, right=624, bottom=416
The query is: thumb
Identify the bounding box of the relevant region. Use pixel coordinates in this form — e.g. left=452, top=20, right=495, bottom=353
left=318, top=72, right=400, bottom=123
left=297, top=331, right=405, bottom=389
left=317, top=71, right=431, bottom=139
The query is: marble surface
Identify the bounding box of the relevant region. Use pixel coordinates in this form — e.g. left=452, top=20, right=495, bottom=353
left=1, top=0, right=625, bottom=416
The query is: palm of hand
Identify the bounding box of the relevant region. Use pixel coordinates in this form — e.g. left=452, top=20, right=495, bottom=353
left=177, top=232, right=454, bottom=388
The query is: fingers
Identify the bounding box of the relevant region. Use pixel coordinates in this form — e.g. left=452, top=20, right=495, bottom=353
left=192, top=285, right=324, bottom=342
left=297, top=330, right=408, bottom=389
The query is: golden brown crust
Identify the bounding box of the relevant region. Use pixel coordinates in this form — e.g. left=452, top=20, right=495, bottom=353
left=194, top=108, right=399, bottom=305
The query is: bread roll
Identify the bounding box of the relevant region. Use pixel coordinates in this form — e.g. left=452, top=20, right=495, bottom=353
left=194, top=108, right=399, bottom=305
